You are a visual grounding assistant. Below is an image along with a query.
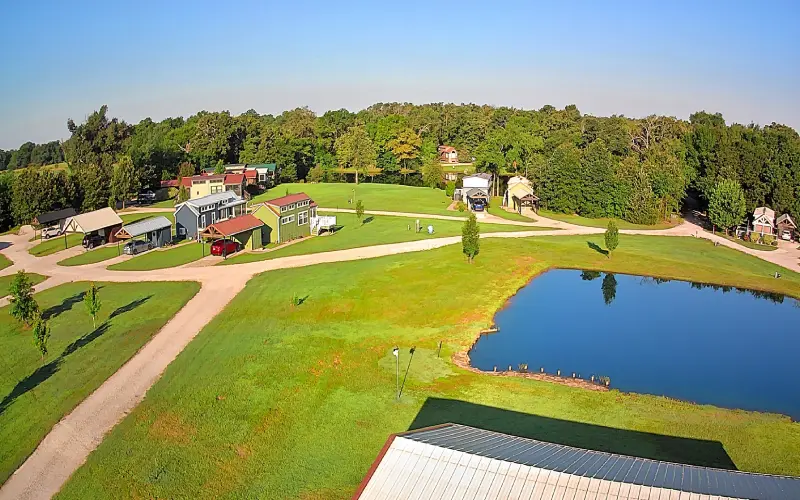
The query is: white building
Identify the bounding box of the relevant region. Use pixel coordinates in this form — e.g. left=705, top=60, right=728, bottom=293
left=454, top=173, right=492, bottom=210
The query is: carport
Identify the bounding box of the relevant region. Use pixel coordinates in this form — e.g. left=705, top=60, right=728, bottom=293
left=199, top=214, right=264, bottom=258
left=465, top=188, right=489, bottom=210
left=115, top=216, right=173, bottom=249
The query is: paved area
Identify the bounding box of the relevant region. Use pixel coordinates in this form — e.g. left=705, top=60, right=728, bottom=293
left=0, top=210, right=798, bottom=499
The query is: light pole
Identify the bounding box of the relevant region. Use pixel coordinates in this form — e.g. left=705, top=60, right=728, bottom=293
left=392, top=347, right=399, bottom=401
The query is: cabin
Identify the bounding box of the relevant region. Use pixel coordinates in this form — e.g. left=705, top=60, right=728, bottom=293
left=63, top=207, right=124, bottom=243
left=776, top=214, right=797, bottom=240
left=199, top=214, right=265, bottom=251
left=453, top=173, right=492, bottom=211
left=250, top=192, right=319, bottom=244
left=502, top=176, right=539, bottom=214
left=751, top=207, right=775, bottom=236
left=174, top=192, right=247, bottom=240
left=438, top=145, right=458, bottom=163
left=115, top=216, right=173, bottom=248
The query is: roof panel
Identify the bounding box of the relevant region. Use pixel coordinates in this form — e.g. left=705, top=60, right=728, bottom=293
left=118, top=216, right=172, bottom=237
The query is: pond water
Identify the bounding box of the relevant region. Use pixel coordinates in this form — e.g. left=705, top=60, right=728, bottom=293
left=469, top=269, right=800, bottom=419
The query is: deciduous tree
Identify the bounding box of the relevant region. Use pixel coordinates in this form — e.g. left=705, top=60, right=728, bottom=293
left=32, top=313, right=50, bottom=361
left=708, top=179, right=746, bottom=234
left=9, top=271, right=38, bottom=327
left=604, top=221, right=619, bottom=258
left=462, top=213, right=480, bottom=263
left=355, top=200, right=365, bottom=224
left=84, top=282, right=101, bottom=329
left=335, top=126, right=377, bottom=185
left=422, top=158, right=444, bottom=188
left=110, top=155, right=139, bottom=209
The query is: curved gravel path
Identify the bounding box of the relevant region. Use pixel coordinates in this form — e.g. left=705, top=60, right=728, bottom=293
left=0, top=212, right=798, bottom=499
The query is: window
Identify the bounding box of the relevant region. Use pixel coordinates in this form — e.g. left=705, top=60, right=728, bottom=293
left=298, top=210, right=308, bottom=225
left=211, top=211, right=217, bottom=224
left=310, top=207, right=316, bottom=218
left=178, top=227, right=186, bottom=236
left=288, top=203, right=296, bottom=210
left=281, top=215, right=294, bottom=225
left=280, top=205, right=288, bottom=213
left=258, top=173, right=266, bottom=182
left=200, top=214, right=206, bottom=228
left=211, top=185, right=223, bottom=194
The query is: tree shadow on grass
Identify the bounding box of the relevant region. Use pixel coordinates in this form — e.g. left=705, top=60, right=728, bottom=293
left=587, top=241, right=609, bottom=256
left=408, top=397, right=737, bottom=470
left=41, top=285, right=105, bottom=321
left=109, top=295, right=152, bottom=319
left=362, top=216, right=374, bottom=225
left=0, top=321, right=111, bottom=416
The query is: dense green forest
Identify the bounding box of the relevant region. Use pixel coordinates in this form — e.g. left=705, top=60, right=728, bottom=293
left=1, top=103, right=798, bottom=232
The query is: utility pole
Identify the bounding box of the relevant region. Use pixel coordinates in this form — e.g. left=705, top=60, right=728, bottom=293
left=393, top=347, right=399, bottom=400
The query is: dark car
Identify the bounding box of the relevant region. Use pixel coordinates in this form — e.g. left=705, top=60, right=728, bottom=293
left=210, top=239, right=240, bottom=256
left=123, top=239, right=153, bottom=255
left=82, top=234, right=105, bottom=249
left=472, top=201, right=486, bottom=212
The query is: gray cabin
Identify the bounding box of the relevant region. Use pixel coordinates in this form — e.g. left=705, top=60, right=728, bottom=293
left=174, top=192, right=247, bottom=240
left=115, top=216, right=173, bottom=248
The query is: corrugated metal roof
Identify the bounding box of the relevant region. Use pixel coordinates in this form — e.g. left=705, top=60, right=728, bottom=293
left=117, top=216, right=171, bottom=238
left=265, top=192, right=311, bottom=207
left=34, top=207, right=77, bottom=225
left=356, top=424, right=800, bottom=500
left=201, top=214, right=263, bottom=237
left=64, top=207, right=123, bottom=233
left=184, top=192, right=243, bottom=208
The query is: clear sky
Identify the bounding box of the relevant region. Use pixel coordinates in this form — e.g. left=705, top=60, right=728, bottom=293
left=1, top=0, right=798, bottom=149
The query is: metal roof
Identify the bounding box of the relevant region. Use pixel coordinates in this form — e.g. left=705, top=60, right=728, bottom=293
left=199, top=214, right=263, bottom=237
left=33, top=207, right=77, bottom=226
left=356, top=424, right=800, bottom=500
left=63, top=208, right=123, bottom=234
left=116, top=216, right=171, bottom=238
left=183, top=192, right=243, bottom=208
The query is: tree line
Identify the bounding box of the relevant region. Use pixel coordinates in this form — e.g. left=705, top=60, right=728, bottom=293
left=1, top=103, right=798, bottom=232
left=0, top=141, right=64, bottom=171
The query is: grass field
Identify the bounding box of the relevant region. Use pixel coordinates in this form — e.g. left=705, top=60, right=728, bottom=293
left=57, top=245, right=124, bottom=267
left=0, top=254, right=11, bottom=270
left=219, top=212, right=540, bottom=265
left=0, top=273, right=47, bottom=296
left=250, top=183, right=455, bottom=216
left=540, top=210, right=682, bottom=230
left=29, top=233, right=83, bottom=257
left=108, top=241, right=204, bottom=271
left=142, top=199, right=176, bottom=209
left=710, top=231, right=778, bottom=252
left=0, top=281, right=200, bottom=484
left=487, top=196, right=535, bottom=222
left=58, top=235, right=800, bottom=499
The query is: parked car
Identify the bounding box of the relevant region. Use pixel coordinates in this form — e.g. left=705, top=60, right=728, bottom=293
left=210, top=239, right=240, bottom=256
left=82, top=234, right=105, bottom=249
left=41, top=226, right=60, bottom=239
left=138, top=190, right=156, bottom=203
left=123, top=240, right=153, bottom=255
left=472, top=201, right=485, bottom=212
left=781, top=230, right=792, bottom=241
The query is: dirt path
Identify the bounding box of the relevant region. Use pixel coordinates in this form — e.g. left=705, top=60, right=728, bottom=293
left=0, top=212, right=798, bottom=499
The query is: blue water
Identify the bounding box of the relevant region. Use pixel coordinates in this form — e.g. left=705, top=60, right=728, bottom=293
left=469, top=269, right=800, bottom=419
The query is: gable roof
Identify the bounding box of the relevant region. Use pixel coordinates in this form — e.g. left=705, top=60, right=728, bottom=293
left=250, top=163, right=277, bottom=172
left=64, top=207, right=123, bottom=233
left=224, top=173, right=245, bottom=185
left=177, top=192, right=245, bottom=216
left=753, top=206, right=775, bottom=223
left=356, top=423, right=800, bottom=500
left=160, top=179, right=180, bottom=188
left=465, top=172, right=492, bottom=181
left=244, top=170, right=257, bottom=179
left=115, top=216, right=172, bottom=239
left=776, top=214, right=796, bottom=228
left=439, top=145, right=456, bottom=153
left=200, top=214, right=264, bottom=237
left=33, top=207, right=77, bottom=226
left=188, top=174, right=225, bottom=182
left=265, top=192, right=311, bottom=207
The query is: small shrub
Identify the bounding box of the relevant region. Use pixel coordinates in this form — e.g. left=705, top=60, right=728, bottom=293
left=763, top=234, right=775, bottom=246
left=290, top=293, right=301, bottom=307
left=456, top=201, right=466, bottom=212
left=445, top=181, right=455, bottom=198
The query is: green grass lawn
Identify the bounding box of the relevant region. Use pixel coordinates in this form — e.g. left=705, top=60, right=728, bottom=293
left=219, top=212, right=540, bottom=265
left=108, top=241, right=205, bottom=271
left=120, top=211, right=175, bottom=226
left=709, top=230, right=778, bottom=252
left=0, top=254, right=11, bottom=270
left=540, top=209, right=682, bottom=230
left=143, top=199, right=177, bottom=209
left=58, top=235, right=800, bottom=499
left=57, top=245, right=124, bottom=267
left=0, top=281, right=200, bottom=484
left=250, top=183, right=455, bottom=216
left=29, top=233, right=83, bottom=257
left=487, top=196, right=536, bottom=222
left=0, top=273, right=47, bottom=296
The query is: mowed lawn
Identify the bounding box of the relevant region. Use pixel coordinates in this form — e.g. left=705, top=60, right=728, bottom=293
left=120, top=211, right=175, bottom=226
left=0, top=253, right=11, bottom=270
left=250, top=183, right=456, bottom=216
left=219, top=212, right=540, bottom=265
left=29, top=233, right=83, bottom=257
left=108, top=241, right=205, bottom=271
left=540, top=209, right=682, bottom=230
left=0, top=281, right=200, bottom=484
left=59, top=235, right=800, bottom=499
left=0, top=273, right=47, bottom=296
left=487, top=196, right=536, bottom=222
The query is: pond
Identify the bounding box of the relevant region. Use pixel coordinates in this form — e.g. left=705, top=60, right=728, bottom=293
left=469, top=269, right=800, bottom=419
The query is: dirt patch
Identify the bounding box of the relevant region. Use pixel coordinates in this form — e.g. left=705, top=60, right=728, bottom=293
left=234, top=444, right=252, bottom=459
left=148, top=411, right=197, bottom=443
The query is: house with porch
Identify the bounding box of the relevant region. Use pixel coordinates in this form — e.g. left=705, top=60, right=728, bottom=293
left=502, top=176, right=540, bottom=214
left=453, top=173, right=492, bottom=211
left=750, top=206, right=776, bottom=236
left=174, top=192, right=247, bottom=240
left=250, top=192, right=334, bottom=244
left=199, top=214, right=265, bottom=251
left=115, top=216, right=173, bottom=248
left=63, top=207, right=124, bottom=243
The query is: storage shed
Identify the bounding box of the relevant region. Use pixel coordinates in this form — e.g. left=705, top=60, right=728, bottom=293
left=115, top=216, right=173, bottom=248
left=63, top=207, right=124, bottom=243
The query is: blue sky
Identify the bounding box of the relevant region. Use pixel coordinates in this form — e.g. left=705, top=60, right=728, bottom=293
left=1, top=0, right=798, bottom=148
